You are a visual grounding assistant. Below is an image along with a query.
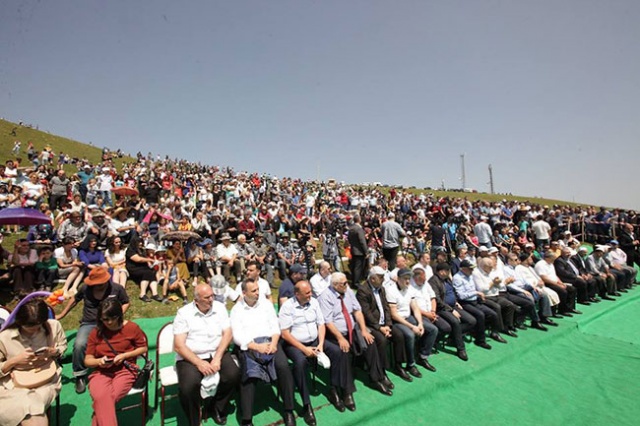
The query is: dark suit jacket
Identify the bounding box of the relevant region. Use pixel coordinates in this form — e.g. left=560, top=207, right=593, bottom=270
left=570, top=255, right=589, bottom=275
left=618, top=231, right=637, bottom=257
left=554, top=256, right=579, bottom=283
left=347, top=224, right=368, bottom=257
left=356, top=282, right=392, bottom=331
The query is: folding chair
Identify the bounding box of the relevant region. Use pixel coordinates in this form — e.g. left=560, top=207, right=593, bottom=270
left=155, top=322, right=179, bottom=426
left=116, top=352, right=152, bottom=426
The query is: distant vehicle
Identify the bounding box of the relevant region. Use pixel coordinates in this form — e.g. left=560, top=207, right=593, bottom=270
left=372, top=181, right=382, bottom=187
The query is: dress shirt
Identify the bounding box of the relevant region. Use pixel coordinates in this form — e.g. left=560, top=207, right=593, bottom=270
left=279, top=297, right=325, bottom=344
left=504, top=265, right=527, bottom=293
left=318, top=286, right=361, bottom=335
left=452, top=272, right=478, bottom=302
left=230, top=297, right=280, bottom=351
left=309, top=272, right=331, bottom=297
left=216, top=243, right=238, bottom=259
left=473, top=268, right=500, bottom=297
left=173, top=300, right=229, bottom=361
left=370, top=284, right=385, bottom=325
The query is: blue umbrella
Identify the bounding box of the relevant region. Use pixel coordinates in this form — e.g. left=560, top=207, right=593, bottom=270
left=0, top=207, right=52, bottom=226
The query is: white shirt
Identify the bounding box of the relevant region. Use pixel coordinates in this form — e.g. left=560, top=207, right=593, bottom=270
left=230, top=297, right=280, bottom=351
left=309, top=272, right=331, bottom=297
left=278, top=296, right=325, bottom=344
left=472, top=268, right=500, bottom=297
left=173, top=300, right=230, bottom=361
left=386, top=284, right=417, bottom=319
left=257, top=277, right=272, bottom=300
left=216, top=243, right=238, bottom=260
left=534, top=260, right=559, bottom=282
left=410, top=278, right=435, bottom=313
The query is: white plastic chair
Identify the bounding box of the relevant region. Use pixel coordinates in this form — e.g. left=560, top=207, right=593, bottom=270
left=154, top=322, right=178, bottom=426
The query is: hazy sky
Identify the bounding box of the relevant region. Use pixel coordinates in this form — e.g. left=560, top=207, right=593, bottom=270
left=2, top=1, right=639, bottom=208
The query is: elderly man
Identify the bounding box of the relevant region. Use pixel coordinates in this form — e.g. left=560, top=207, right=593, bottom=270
left=606, top=240, right=635, bottom=290
left=503, top=253, right=549, bottom=331
left=586, top=246, right=619, bottom=298
left=278, top=263, right=308, bottom=307
left=356, top=266, right=407, bottom=381
left=319, top=272, right=394, bottom=397
left=535, top=251, right=581, bottom=316
left=230, top=279, right=297, bottom=426
left=452, top=260, right=501, bottom=346
left=425, top=263, right=476, bottom=361
left=235, top=234, right=256, bottom=279
left=554, top=247, right=593, bottom=305
left=174, top=284, right=241, bottom=426
left=309, top=260, right=332, bottom=297
left=473, top=257, right=518, bottom=337
left=570, top=247, right=605, bottom=302
left=618, top=223, right=640, bottom=268
left=515, top=252, right=559, bottom=324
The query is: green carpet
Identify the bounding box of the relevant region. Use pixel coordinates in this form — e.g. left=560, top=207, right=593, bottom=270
left=56, top=286, right=640, bottom=426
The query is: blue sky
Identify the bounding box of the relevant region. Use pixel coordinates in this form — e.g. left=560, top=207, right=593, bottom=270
left=2, top=1, right=639, bottom=208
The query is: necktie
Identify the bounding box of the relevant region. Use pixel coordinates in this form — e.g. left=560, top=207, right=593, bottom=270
left=340, top=295, right=353, bottom=344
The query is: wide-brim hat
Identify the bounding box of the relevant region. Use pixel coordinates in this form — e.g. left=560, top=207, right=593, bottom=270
left=219, top=233, right=231, bottom=241
left=84, top=266, right=111, bottom=286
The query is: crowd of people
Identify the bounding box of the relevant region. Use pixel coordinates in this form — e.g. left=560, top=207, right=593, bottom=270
left=0, top=142, right=639, bottom=425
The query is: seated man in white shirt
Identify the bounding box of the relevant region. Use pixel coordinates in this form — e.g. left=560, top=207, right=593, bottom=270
left=230, top=279, right=296, bottom=426
left=309, top=261, right=332, bottom=297
left=173, top=284, right=241, bottom=426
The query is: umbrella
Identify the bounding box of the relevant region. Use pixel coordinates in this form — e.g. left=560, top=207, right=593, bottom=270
left=111, top=187, right=139, bottom=197
left=160, top=230, right=202, bottom=242
left=0, top=207, right=52, bottom=226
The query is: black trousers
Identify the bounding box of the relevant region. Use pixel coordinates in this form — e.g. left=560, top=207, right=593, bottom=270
left=460, top=300, right=498, bottom=341
left=369, top=326, right=405, bottom=370
left=545, top=282, right=577, bottom=312
left=435, top=308, right=476, bottom=351
left=239, top=349, right=295, bottom=423
left=382, top=247, right=400, bottom=271
left=484, top=295, right=516, bottom=331
left=350, top=255, right=367, bottom=286
left=176, top=352, right=240, bottom=426
left=503, top=291, right=538, bottom=323
left=327, top=332, right=385, bottom=383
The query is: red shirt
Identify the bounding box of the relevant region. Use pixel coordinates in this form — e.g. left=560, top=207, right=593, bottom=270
left=86, top=321, right=147, bottom=373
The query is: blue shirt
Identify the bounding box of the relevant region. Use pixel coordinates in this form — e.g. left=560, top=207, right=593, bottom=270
left=452, top=271, right=477, bottom=302
left=318, top=286, right=361, bottom=335
left=278, top=296, right=325, bottom=344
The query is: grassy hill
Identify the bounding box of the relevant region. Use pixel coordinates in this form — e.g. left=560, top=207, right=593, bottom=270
left=0, top=118, right=133, bottom=173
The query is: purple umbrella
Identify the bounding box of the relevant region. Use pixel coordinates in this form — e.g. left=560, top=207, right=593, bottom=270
left=0, top=207, right=52, bottom=226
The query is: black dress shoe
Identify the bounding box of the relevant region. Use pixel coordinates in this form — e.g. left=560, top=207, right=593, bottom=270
left=503, top=330, right=518, bottom=338
left=417, top=358, right=437, bottom=372
left=381, top=375, right=395, bottom=390
left=568, top=309, right=582, bottom=315
left=619, top=289, right=628, bottom=293
left=490, top=332, right=507, bottom=343
left=474, top=341, right=492, bottom=350
left=531, top=322, right=548, bottom=331
left=560, top=311, right=573, bottom=317
left=394, top=367, right=412, bottom=382
left=540, top=318, right=558, bottom=327
left=407, top=365, right=423, bottom=378
left=75, top=376, right=87, bottom=394
left=577, top=300, right=591, bottom=305
left=601, top=295, right=616, bottom=301
left=302, top=404, right=317, bottom=425
left=457, top=349, right=469, bottom=361
left=211, top=407, right=227, bottom=425
left=328, top=388, right=345, bottom=412
left=283, top=411, right=296, bottom=426
left=614, top=292, right=622, bottom=297
left=590, top=297, right=601, bottom=303
left=371, top=381, right=393, bottom=396
left=343, top=394, right=356, bottom=412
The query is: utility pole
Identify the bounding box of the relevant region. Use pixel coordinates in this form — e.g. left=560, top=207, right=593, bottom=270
left=488, top=164, right=495, bottom=194
left=460, top=154, right=466, bottom=189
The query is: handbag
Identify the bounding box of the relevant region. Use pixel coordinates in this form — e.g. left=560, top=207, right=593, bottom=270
left=351, top=323, right=368, bottom=356
left=104, top=335, right=154, bottom=391
left=12, top=330, right=57, bottom=389
left=12, top=360, right=57, bottom=388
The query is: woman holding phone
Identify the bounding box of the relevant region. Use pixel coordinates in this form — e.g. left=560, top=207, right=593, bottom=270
left=84, top=298, right=148, bottom=425
left=0, top=297, right=67, bottom=426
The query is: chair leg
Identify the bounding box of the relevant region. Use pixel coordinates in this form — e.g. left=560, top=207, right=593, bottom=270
left=160, top=387, right=165, bottom=426
left=141, top=390, right=147, bottom=426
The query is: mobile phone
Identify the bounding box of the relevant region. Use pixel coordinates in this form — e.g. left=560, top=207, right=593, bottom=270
left=104, top=358, right=114, bottom=364
left=34, top=347, right=48, bottom=356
